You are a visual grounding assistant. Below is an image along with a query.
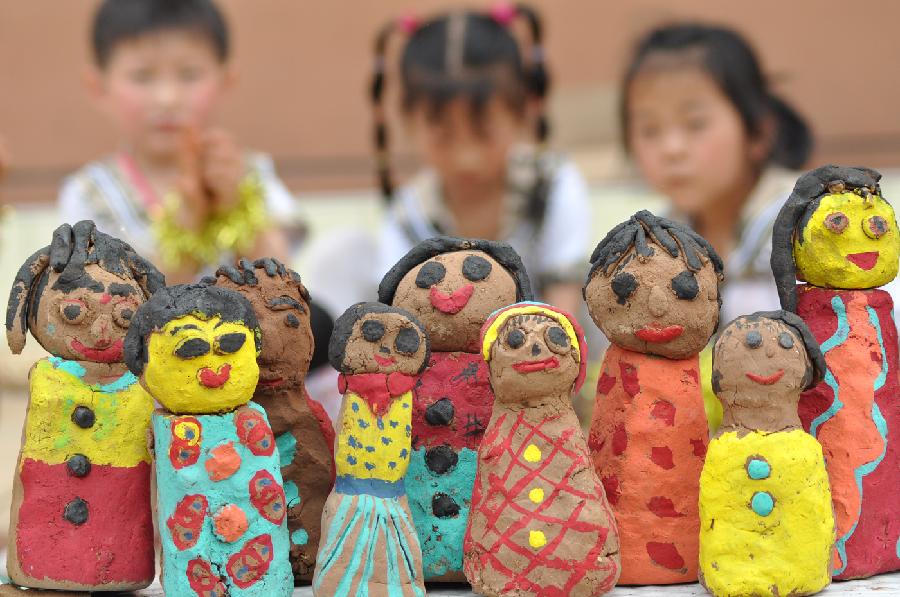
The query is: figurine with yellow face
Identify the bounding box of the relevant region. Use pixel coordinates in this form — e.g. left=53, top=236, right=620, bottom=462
left=125, top=284, right=293, bottom=596
left=771, top=164, right=900, bottom=579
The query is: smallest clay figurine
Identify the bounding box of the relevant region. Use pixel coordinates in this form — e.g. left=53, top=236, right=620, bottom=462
left=700, top=311, right=834, bottom=597
left=312, top=303, right=429, bottom=597
left=125, top=284, right=293, bottom=597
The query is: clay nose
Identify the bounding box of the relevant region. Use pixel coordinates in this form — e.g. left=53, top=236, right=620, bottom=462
left=379, top=345, right=390, bottom=354
left=90, top=314, right=112, bottom=346
left=531, top=343, right=542, bottom=356
left=648, top=285, right=670, bottom=318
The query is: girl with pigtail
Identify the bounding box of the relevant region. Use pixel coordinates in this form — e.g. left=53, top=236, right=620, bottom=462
left=370, top=3, right=590, bottom=316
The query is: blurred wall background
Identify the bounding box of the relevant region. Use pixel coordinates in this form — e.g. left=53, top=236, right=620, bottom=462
left=1, top=0, right=900, bottom=204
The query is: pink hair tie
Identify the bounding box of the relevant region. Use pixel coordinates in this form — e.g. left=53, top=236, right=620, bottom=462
left=490, top=2, right=517, bottom=26
left=397, top=14, right=420, bottom=35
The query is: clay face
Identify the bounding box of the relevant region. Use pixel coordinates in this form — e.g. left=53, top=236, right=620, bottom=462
left=29, top=264, right=143, bottom=362
left=392, top=250, right=517, bottom=352
left=215, top=273, right=312, bottom=391
left=712, top=316, right=811, bottom=408
left=585, top=247, right=719, bottom=359
left=142, top=314, right=260, bottom=414
left=794, top=190, right=899, bottom=289
left=341, top=312, right=428, bottom=375
left=487, top=314, right=580, bottom=403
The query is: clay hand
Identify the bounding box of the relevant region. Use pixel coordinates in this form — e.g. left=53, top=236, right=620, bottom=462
left=200, top=128, right=244, bottom=212
left=175, top=128, right=211, bottom=232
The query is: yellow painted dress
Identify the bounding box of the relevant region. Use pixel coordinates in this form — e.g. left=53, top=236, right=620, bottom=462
left=699, top=429, right=834, bottom=597
left=312, top=386, right=425, bottom=597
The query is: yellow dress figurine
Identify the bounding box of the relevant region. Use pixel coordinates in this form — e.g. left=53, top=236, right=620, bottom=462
left=699, top=311, right=834, bottom=597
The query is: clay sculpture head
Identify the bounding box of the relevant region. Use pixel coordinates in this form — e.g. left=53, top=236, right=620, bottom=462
left=584, top=210, right=724, bottom=359
left=378, top=236, right=532, bottom=353
left=124, top=284, right=261, bottom=414
left=6, top=220, right=165, bottom=359
left=771, top=164, right=899, bottom=312
left=712, top=310, right=825, bottom=430
left=480, top=302, right=587, bottom=404
left=206, top=257, right=313, bottom=393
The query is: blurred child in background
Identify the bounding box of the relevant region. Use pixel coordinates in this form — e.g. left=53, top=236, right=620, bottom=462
left=59, top=0, right=302, bottom=283
left=621, top=23, right=812, bottom=324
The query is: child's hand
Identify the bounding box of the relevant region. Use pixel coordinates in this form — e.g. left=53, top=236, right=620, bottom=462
left=200, top=129, right=244, bottom=212
left=175, top=128, right=210, bottom=232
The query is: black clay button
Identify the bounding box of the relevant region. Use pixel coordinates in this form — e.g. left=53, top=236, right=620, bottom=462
left=63, top=498, right=89, bottom=525
left=425, top=445, right=458, bottom=475
left=71, top=406, right=95, bottom=429
left=424, top=398, right=455, bottom=426
left=67, top=454, right=91, bottom=477
left=432, top=493, right=461, bottom=518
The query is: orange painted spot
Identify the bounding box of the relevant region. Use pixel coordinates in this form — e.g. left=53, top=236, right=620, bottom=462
left=213, top=504, right=249, bottom=543
left=205, top=442, right=242, bottom=481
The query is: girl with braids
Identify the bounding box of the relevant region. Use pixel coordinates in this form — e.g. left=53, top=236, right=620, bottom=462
left=370, top=3, right=590, bottom=316
left=621, top=23, right=813, bottom=325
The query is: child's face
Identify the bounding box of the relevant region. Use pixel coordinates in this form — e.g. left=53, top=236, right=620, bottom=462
left=627, top=62, right=764, bottom=215
left=408, top=96, right=525, bottom=196
left=92, top=30, right=231, bottom=159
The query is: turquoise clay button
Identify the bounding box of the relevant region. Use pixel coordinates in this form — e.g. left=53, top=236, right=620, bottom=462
left=747, top=458, right=771, bottom=480
left=751, top=491, right=774, bottom=516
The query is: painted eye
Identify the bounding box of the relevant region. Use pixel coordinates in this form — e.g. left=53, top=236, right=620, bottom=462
left=112, top=302, right=135, bottom=328
left=415, top=261, right=446, bottom=288
left=361, top=320, right=385, bottom=342
left=864, top=215, right=889, bottom=239
left=462, top=255, right=492, bottom=282
left=174, top=338, right=211, bottom=359
left=671, top=271, right=699, bottom=300
left=216, top=333, right=247, bottom=355
left=824, top=212, right=849, bottom=234
left=778, top=332, right=794, bottom=349
left=59, top=300, right=87, bottom=324
left=545, top=326, right=570, bottom=354
left=285, top=313, right=300, bottom=328
left=611, top=273, right=637, bottom=305
left=394, top=327, right=421, bottom=354
left=745, top=330, right=762, bottom=349
left=506, top=329, right=525, bottom=349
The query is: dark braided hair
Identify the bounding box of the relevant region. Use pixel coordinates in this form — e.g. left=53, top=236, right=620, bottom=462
left=370, top=4, right=552, bottom=227
left=586, top=210, right=725, bottom=282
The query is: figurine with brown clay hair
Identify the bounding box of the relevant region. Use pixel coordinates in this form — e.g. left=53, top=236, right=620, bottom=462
left=312, top=302, right=429, bottom=597
left=208, top=257, right=336, bottom=582
left=4, top=220, right=164, bottom=591
left=700, top=311, right=834, bottom=597
left=125, top=284, right=293, bottom=596
left=771, top=164, right=900, bottom=578
left=584, top=210, right=723, bottom=584
left=465, top=301, right=620, bottom=596
left=378, top=236, right=532, bottom=580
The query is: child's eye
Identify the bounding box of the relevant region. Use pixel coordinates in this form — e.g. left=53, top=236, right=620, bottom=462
left=59, top=300, right=87, bottom=324
left=684, top=116, right=708, bottom=132
left=635, top=123, right=660, bottom=140
left=824, top=212, right=849, bottom=234
left=128, top=68, right=154, bottom=84
left=174, top=338, right=211, bottom=359
left=215, top=333, right=247, bottom=355
left=864, top=215, right=889, bottom=239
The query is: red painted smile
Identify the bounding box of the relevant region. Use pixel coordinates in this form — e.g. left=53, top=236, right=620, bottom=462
left=429, top=284, right=475, bottom=314
left=846, top=251, right=879, bottom=271
left=512, top=356, right=559, bottom=373
left=746, top=370, right=784, bottom=385
left=70, top=338, right=124, bottom=363
left=374, top=355, right=396, bottom=366
left=199, top=364, right=232, bottom=388
left=635, top=325, right=684, bottom=343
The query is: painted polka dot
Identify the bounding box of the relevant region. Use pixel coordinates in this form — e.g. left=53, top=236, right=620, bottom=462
left=528, top=488, right=544, bottom=504
left=524, top=444, right=542, bottom=463
left=528, top=530, right=547, bottom=549
left=746, top=458, right=771, bottom=480
left=751, top=491, right=774, bottom=516
left=291, top=529, right=309, bottom=546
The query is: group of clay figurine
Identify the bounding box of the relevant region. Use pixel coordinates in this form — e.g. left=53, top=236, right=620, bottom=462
left=3, top=164, right=898, bottom=597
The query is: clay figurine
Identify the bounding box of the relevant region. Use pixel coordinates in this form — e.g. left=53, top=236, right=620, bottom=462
left=465, top=301, right=620, bottom=596
left=4, top=221, right=163, bottom=591
left=124, top=284, right=293, bottom=596
left=700, top=311, right=834, bottom=596
left=378, top=236, right=532, bottom=580
left=208, top=258, right=335, bottom=581
left=584, top=210, right=723, bottom=584
left=771, top=164, right=900, bottom=578
left=312, top=302, right=429, bottom=596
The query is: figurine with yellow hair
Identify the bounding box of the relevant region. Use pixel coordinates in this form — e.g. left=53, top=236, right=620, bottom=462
left=124, top=284, right=293, bottom=596
left=772, top=164, right=900, bottom=579
left=464, top=302, right=620, bottom=596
